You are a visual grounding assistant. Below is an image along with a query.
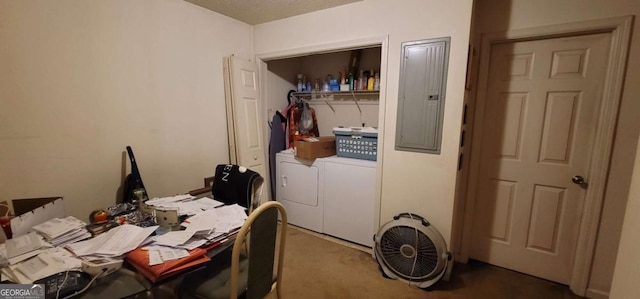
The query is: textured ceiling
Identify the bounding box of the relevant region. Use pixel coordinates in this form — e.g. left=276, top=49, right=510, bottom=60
left=185, top=0, right=362, bottom=25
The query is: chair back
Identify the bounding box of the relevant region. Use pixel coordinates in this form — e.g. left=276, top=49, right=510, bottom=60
left=212, top=164, right=264, bottom=211
left=230, top=201, right=287, bottom=299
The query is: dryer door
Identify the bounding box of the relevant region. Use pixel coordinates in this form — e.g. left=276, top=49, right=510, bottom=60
left=278, top=161, right=319, bottom=207
left=276, top=158, right=324, bottom=233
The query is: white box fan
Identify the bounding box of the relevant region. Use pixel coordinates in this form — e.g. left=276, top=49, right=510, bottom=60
left=374, top=213, right=450, bottom=288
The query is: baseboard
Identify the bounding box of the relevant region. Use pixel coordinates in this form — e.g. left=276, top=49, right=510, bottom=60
left=287, top=224, right=373, bottom=255
left=586, top=288, right=609, bottom=299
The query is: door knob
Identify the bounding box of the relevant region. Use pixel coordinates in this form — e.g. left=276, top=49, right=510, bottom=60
left=572, top=175, right=588, bottom=189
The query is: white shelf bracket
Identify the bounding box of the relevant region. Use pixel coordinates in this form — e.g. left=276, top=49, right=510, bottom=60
left=324, top=99, right=335, bottom=113
left=351, top=91, right=362, bottom=114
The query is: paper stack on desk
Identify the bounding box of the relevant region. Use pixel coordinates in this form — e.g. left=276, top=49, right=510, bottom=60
left=31, top=216, right=91, bottom=247
left=180, top=203, right=247, bottom=245
left=145, top=195, right=224, bottom=216
left=4, top=232, right=53, bottom=265
left=131, top=203, right=247, bottom=267
left=1, top=247, right=82, bottom=284
left=65, top=224, right=158, bottom=258
left=181, top=204, right=247, bottom=232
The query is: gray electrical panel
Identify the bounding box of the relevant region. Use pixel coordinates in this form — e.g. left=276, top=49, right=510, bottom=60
left=395, top=37, right=450, bottom=154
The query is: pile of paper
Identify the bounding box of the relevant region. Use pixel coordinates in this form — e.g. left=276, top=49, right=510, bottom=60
left=134, top=204, right=247, bottom=266
left=1, top=247, right=82, bottom=284
left=144, top=195, right=224, bottom=216
left=3, top=232, right=53, bottom=266
left=31, top=216, right=91, bottom=247
left=182, top=204, right=247, bottom=240
left=0, top=231, right=83, bottom=283
left=65, top=224, right=158, bottom=258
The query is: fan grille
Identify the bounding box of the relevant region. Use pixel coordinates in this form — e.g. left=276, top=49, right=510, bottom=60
left=380, top=225, right=439, bottom=280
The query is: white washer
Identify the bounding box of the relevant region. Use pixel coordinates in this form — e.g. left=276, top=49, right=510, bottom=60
left=275, top=150, right=325, bottom=233
left=322, top=156, right=377, bottom=247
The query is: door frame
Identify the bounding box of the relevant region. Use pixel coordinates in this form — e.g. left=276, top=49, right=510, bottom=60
left=254, top=35, right=389, bottom=233
left=460, top=16, right=633, bottom=296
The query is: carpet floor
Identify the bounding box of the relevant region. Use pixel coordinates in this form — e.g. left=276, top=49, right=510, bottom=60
left=266, top=225, right=584, bottom=299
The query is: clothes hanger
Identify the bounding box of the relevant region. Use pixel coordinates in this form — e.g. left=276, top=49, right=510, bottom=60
left=287, top=90, right=295, bottom=104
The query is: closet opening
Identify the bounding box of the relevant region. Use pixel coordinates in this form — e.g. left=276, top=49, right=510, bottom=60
left=258, top=40, right=386, bottom=249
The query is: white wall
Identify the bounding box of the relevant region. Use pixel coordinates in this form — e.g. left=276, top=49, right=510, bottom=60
left=610, top=135, right=640, bottom=299
left=255, top=0, right=474, bottom=243
left=473, top=0, right=640, bottom=297
left=264, top=59, right=300, bottom=125
left=0, top=0, right=252, bottom=220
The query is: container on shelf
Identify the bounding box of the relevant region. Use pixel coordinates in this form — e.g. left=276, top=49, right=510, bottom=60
left=333, top=127, right=378, bottom=161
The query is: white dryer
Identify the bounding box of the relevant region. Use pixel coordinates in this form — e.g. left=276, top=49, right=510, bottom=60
left=275, top=150, right=325, bottom=233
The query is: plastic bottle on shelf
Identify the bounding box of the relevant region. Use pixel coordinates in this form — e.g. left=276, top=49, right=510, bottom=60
left=367, top=70, right=375, bottom=91
left=322, top=80, right=329, bottom=92
left=349, top=73, right=354, bottom=91
left=374, top=72, right=380, bottom=91
left=353, top=75, right=359, bottom=91
left=297, top=74, right=304, bottom=92
left=304, top=75, right=309, bottom=92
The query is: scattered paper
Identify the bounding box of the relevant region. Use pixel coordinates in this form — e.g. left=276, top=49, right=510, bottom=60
left=145, top=194, right=194, bottom=206
left=16, top=256, right=47, bottom=279
left=176, top=238, right=208, bottom=251
left=182, top=204, right=246, bottom=234
left=153, top=230, right=196, bottom=247
left=5, top=232, right=46, bottom=259
left=145, top=195, right=223, bottom=216
left=95, top=225, right=158, bottom=256
left=8, top=249, right=43, bottom=266
left=158, top=248, right=188, bottom=262
left=146, top=247, right=189, bottom=266
left=148, top=251, right=163, bottom=266
left=193, top=197, right=225, bottom=209
left=66, top=224, right=158, bottom=257
left=5, top=247, right=82, bottom=284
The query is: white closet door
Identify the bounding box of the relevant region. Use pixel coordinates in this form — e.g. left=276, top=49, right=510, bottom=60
left=224, top=56, right=268, bottom=200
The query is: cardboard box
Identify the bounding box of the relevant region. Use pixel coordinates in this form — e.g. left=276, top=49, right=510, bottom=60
left=294, top=136, right=336, bottom=160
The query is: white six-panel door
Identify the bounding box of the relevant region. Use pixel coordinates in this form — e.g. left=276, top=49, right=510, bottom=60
left=224, top=56, right=268, bottom=190
left=470, top=33, right=610, bottom=284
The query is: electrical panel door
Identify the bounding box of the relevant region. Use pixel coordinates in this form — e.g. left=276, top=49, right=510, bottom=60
left=395, top=37, right=450, bottom=154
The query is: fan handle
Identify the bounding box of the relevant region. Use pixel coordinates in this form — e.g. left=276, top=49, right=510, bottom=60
left=393, top=213, right=430, bottom=227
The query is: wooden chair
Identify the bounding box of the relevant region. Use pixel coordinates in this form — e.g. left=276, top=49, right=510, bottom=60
left=188, top=176, right=215, bottom=196
left=180, top=201, right=288, bottom=299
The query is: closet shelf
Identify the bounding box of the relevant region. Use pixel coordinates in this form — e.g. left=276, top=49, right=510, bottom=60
left=291, top=90, right=379, bottom=113
left=292, top=90, right=379, bottom=101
